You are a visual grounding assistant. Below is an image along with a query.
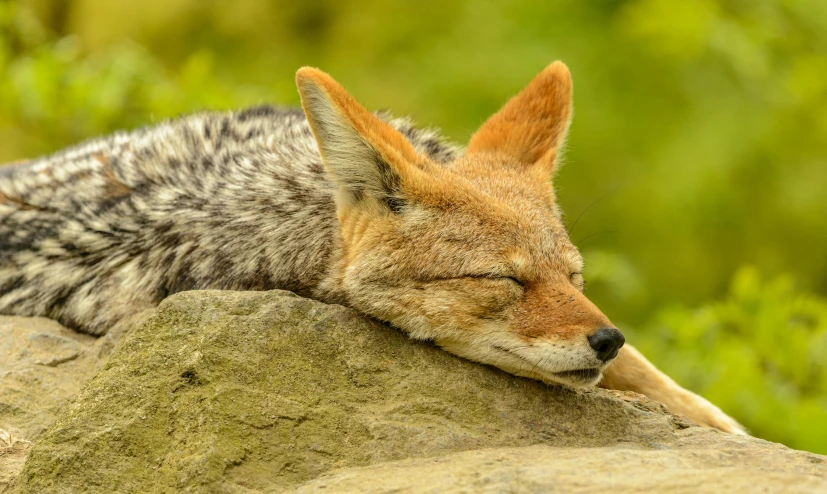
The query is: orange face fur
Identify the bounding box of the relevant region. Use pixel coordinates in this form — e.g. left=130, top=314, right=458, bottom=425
left=297, top=62, right=621, bottom=387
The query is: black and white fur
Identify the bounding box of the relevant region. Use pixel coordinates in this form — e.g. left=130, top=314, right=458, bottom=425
left=0, top=106, right=458, bottom=334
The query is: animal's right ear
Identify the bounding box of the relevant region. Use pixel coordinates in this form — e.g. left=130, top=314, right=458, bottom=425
left=296, top=67, right=423, bottom=213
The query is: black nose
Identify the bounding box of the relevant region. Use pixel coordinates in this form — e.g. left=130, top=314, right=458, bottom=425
left=588, top=328, right=625, bottom=362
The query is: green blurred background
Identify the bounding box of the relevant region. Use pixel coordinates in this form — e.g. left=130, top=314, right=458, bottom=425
left=1, top=0, right=826, bottom=453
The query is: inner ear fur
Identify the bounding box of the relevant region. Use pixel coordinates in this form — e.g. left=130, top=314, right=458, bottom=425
left=467, top=61, right=573, bottom=177
left=296, top=67, right=426, bottom=212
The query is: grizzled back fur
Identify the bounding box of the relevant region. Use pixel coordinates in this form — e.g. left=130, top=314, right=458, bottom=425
left=0, top=106, right=459, bottom=335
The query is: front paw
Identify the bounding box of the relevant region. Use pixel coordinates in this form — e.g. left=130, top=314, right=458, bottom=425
left=670, top=390, right=747, bottom=435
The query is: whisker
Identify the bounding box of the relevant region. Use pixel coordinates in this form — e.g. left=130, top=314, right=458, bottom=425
left=567, top=193, right=610, bottom=236
left=505, top=344, right=535, bottom=351
left=574, top=230, right=620, bottom=246
left=529, top=354, right=550, bottom=377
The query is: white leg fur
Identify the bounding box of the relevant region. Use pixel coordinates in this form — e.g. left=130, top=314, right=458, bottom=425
left=601, top=345, right=746, bottom=435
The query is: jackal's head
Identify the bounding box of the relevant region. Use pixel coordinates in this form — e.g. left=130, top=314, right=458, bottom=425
left=297, top=62, right=624, bottom=388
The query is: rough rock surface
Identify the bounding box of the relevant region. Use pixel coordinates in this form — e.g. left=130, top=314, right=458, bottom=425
left=0, top=431, right=30, bottom=494
left=7, top=290, right=827, bottom=493
left=0, top=313, right=145, bottom=492
left=295, top=444, right=827, bottom=493
left=0, top=316, right=97, bottom=440
left=0, top=316, right=97, bottom=493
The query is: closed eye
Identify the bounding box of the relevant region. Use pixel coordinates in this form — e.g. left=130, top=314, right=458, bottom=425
left=470, top=275, right=525, bottom=288
left=417, top=274, right=525, bottom=288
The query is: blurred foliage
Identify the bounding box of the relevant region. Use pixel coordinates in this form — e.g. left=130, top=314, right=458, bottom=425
left=0, top=0, right=825, bottom=452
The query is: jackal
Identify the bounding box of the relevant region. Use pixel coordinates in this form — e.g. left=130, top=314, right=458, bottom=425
left=0, top=62, right=744, bottom=434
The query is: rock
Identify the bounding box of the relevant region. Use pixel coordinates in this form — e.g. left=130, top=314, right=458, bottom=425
left=0, top=430, right=31, bottom=494
left=10, top=290, right=827, bottom=493
left=0, top=317, right=96, bottom=441
left=0, top=315, right=103, bottom=493
left=0, top=312, right=147, bottom=493
left=295, top=444, right=827, bottom=493
left=0, top=316, right=96, bottom=493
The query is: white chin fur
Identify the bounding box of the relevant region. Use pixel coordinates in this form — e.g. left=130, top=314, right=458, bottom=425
left=546, top=371, right=604, bottom=388
left=434, top=334, right=607, bottom=389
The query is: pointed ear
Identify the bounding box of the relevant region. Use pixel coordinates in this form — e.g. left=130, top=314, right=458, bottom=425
left=296, top=67, right=423, bottom=213
left=467, top=62, right=573, bottom=176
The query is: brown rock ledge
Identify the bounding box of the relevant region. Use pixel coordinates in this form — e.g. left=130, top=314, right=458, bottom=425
left=3, top=290, right=824, bottom=493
